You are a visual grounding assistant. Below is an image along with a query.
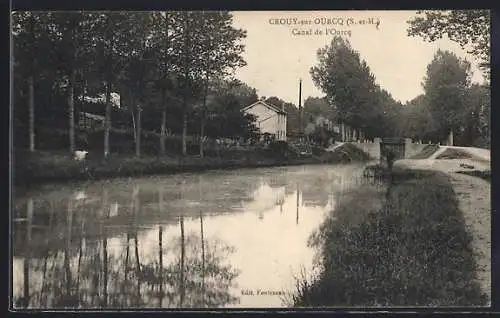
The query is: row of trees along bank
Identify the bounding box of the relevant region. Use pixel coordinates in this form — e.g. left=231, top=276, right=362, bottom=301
left=12, top=11, right=257, bottom=158
left=405, top=10, right=490, bottom=147
left=309, top=37, right=406, bottom=141
left=307, top=9, right=490, bottom=148
left=395, top=50, right=490, bottom=147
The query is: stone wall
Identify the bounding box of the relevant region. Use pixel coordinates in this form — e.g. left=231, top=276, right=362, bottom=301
left=348, top=138, right=428, bottom=161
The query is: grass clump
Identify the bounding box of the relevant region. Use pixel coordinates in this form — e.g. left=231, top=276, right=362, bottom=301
left=293, top=169, right=487, bottom=307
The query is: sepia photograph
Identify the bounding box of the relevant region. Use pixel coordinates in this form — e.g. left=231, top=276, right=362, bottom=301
left=10, top=10, right=491, bottom=309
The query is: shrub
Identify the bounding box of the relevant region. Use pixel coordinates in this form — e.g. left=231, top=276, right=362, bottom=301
left=267, top=141, right=290, bottom=158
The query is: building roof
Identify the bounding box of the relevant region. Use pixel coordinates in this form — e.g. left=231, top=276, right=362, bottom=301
left=242, top=101, right=287, bottom=115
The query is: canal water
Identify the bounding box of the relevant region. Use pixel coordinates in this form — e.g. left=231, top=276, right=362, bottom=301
left=12, top=163, right=372, bottom=309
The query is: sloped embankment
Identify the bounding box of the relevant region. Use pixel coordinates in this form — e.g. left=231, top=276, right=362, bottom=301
left=409, top=144, right=440, bottom=159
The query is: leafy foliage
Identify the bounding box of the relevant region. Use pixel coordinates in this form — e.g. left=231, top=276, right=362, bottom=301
left=394, top=49, right=489, bottom=147
left=12, top=11, right=253, bottom=155
left=407, top=10, right=490, bottom=76
left=310, top=37, right=403, bottom=139
left=303, top=97, right=335, bottom=123
left=423, top=50, right=473, bottom=142
left=201, top=79, right=259, bottom=139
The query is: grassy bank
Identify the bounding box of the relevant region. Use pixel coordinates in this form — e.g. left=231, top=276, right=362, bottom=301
left=14, top=143, right=371, bottom=189
left=292, top=167, right=487, bottom=307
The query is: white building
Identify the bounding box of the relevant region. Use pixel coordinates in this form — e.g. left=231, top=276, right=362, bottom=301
left=242, top=101, right=287, bottom=141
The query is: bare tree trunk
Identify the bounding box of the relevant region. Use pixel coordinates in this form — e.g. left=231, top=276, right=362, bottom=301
left=23, top=198, right=33, bottom=308
left=124, top=232, right=130, bottom=285
left=41, top=199, right=55, bottom=306
left=133, top=185, right=141, bottom=305
left=181, top=109, right=188, bottom=156
left=200, top=210, right=205, bottom=305
left=131, top=99, right=137, bottom=145
left=64, top=200, right=74, bottom=301
left=76, top=220, right=84, bottom=297
left=200, top=117, right=205, bottom=158
left=134, top=233, right=141, bottom=305
left=99, top=189, right=109, bottom=307
left=135, top=105, right=142, bottom=158
left=125, top=192, right=132, bottom=285
left=340, top=122, right=345, bottom=142
left=200, top=74, right=209, bottom=158
left=160, top=89, right=167, bottom=156
left=103, top=225, right=108, bottom=307
left=69, top=68, right=76, bottom=154
left=158, top=225, right=163, bottom=307
left=157, top=187, right=164, bottom=307
left=40, top=253, right=49, bottom=307
left=28, top=76, right=35, bottom=152
left=179, top=216, right=185, bottom=307
left=104, top=81, right=112, bottom=158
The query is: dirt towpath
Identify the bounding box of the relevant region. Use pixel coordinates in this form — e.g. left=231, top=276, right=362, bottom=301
left=448, top=172, right=491, bottom=304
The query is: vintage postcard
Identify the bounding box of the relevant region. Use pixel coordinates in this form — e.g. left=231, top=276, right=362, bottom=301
left=10, top=10, right=491, bottom=309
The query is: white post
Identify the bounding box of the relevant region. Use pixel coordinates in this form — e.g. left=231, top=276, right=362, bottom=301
left=374, top=137, right=381, bottom=161
left=448, top=129, right=454, bottom=146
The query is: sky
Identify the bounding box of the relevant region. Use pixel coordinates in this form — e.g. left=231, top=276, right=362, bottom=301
left=231, top=11, right=487, bottom=105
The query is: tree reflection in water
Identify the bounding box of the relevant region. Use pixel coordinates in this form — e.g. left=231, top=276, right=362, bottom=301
left=13, top=183, right=240, bottom=309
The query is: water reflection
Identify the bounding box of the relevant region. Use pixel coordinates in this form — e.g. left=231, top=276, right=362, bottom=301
left=12, top=164, right=372, bottom=309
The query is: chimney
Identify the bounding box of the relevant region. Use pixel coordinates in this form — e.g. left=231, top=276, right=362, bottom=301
left=298, top=78, right=303, bottom=135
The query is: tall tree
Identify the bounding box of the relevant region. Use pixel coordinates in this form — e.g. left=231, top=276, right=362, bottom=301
left=368, top=86, right=404, bottom=138
left=457, top=83, right=490, bottom=147
left=203, top=79, right=259, bottom=140
left=12, top=11, right=54, bottom=152
left=196, top=11, right=247, bottom=157
left=90, top=12, right=144, bottom=158
left=49, top=12, right=94, bottom=154
left=303, top=96, right=336, bottom=123
left=119, top=12, right=155, bottom=157
left=150, top=12, right=182, bottom=156
left=423, top=49, right=472, bottom=143
left=396, top=95, right=437, bottom=142
left=173, top=11, right=206, bottom=156
left=310, top=37, right=379, bottom=138
left=407, top=10, right=490, bottom=78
